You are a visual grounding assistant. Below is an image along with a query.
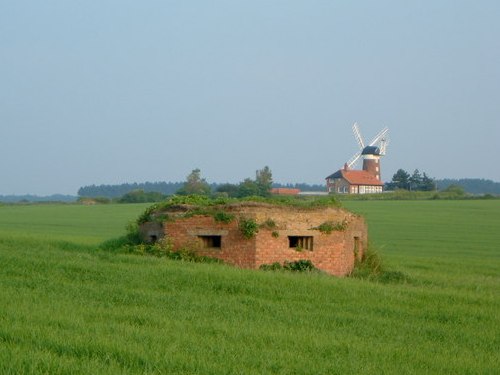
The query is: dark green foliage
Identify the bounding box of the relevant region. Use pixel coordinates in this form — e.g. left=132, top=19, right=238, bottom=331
left=259, top=262, right=283, bottom=271
left=284, top=260, right=318, bottom=272
left=176, top=169, right=211, bottom=196
left=271, top=231, right=279, bottom=238
left=118, top=189, right=167, bottom=203
left=213, top=211, right=235, bottom=223
left=436, top=178, right=500, bottom=194
left=76, top=181, right=328, bottom=200
left=215, top=166, right=274, bottom=198
left=136, top=205, right=160, bottom=224
left=349, top=246, right=411, bottom=284
left=315, top=221, right=334, bottom=233
left=350, top=247, right=384, bottom=279
left=239, top=218, right=259, bottom=239
left=420, top=172, right=437, bottom=191
left=78, top=181, right=183, bottom=198
left=215, top=183, right=240, bottom=197
left=386, top=168, right=410, bottom=190
left=260, top=260, right=319, bottom=272
left=386, top=168, right=436, bottom=191
left=481, top=194, right=496, bottom=199
left=237, top=178, right=261, bottom=197
left=255, top=166, right=273, bottom=197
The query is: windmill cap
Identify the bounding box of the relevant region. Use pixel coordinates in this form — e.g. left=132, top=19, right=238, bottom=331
left=361, top=146, right=380, bottom=155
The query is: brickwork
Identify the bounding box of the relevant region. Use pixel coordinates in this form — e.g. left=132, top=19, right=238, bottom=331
left=141, top=202, right=367, bottom=276
left=165, top=215, right=256, bottom=268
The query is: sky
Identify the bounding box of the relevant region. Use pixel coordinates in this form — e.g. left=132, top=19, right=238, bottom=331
left=1, top=1, right=499, bottom=195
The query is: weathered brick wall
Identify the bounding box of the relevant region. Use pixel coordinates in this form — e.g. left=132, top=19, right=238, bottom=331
left=154, top=203, right=367, bottom=277
left=251, top=206, right=366, bottom=276
left=164, top=215, right=256, bottom=269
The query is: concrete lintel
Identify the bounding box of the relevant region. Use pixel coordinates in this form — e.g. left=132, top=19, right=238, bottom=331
left=188, top=230, right=229, bottom=236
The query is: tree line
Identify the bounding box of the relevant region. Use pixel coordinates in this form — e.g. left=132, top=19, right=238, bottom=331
left=77, top=182, right=184, bottom=199
left=385, top=170, right=500, bottom=194
left=76, top=168, right=500, bottom=203
left=78, top=167, right=326, bottom=201
left=385, top=169, right=436, bottom=191
left=167, top=167, right=275, bottom=198
left=436, top=178, right=500, bottom=195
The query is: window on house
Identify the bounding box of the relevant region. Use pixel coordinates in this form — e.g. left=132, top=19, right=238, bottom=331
left=198, top=235, right=221, bottom=248
left=288, top=236, right=313, bottom=250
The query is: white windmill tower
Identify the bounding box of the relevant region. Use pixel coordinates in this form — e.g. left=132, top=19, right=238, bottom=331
left=345, top=123, right=389, bottom=181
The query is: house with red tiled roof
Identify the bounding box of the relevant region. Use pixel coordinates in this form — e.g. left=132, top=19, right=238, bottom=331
left=326, top=164, right=384, bottom=194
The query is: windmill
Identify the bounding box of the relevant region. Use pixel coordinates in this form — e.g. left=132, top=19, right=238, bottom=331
left=345, top=123, right=389, bottom=181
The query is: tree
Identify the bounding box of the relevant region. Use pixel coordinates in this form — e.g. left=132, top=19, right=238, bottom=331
left=215, top=183, right=240, bottom=197
left=387, top=169, right=410, bottom=190
left=409, top=169, right=422, bottom=191
left=237, top=178, right=260, bottom=197
left=176, top=169, right=211, bottom=196
left=118, top=189, right=166, bottom=203
left=255, top=166, right=273, bottom=197
left=421, top=173, right=436, bottom=191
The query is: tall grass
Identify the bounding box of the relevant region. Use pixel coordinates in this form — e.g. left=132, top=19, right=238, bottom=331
left=0, top=201, right=499, bottom=374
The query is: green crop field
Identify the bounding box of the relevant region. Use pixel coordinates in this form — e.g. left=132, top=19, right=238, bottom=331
left=0, top=201, right=499, bottom=374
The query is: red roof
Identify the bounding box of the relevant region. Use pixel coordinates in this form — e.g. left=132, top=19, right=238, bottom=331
left=339, top=170, right=384, bottom=186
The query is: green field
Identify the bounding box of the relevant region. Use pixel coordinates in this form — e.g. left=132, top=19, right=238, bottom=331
left=0, top=201, right=499, bottom=374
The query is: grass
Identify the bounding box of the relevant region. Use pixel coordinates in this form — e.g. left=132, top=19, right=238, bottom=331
left=0, top=203, right=149, bottom=244
left=0, top=201, right=499, bottom=374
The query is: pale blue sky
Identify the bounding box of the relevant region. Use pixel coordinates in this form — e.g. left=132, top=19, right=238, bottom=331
left=1, top=1, right=499, bottom=195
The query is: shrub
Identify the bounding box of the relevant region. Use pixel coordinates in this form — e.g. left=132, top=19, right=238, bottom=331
left=314, top=220, right=348, bottom=234
left=350, top=246, right=411, bottom=284
left=350, top=247, right=383, bottom=279
left=260, top=260, right=319, bottom=273
left=283, top=260, right=317, bottom=272
left=213, top=211, right=235, bottom=223
left=259, top=262, right=283, bottom=271
left=239, top=218, right=259, bottom=239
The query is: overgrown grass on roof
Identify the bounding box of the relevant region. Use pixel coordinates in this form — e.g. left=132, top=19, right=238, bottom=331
left=137, top=194, right=342, bottom=224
